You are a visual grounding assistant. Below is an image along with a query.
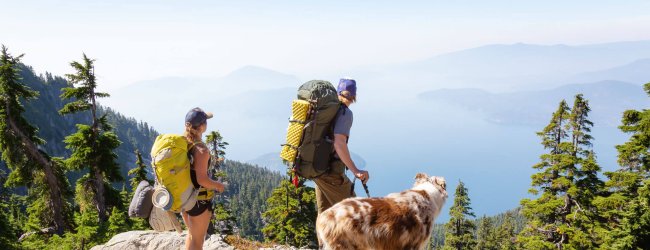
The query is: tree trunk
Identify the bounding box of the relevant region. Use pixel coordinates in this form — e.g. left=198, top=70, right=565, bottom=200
left=42, top=161, right=68, bottom=234
left=94, top=166, right=107, bottom=222
left=89, top=71, right=108, bottom=222
left=7, top=117, right=68, bottom=234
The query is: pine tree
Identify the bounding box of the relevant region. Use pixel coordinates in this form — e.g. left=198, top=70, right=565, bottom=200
left=494, top=212, right=516, bottom=250
left=570, top=95, right=603, bottom=207
left=429, top=224, right=446, bottom=250
left=206, top=130, right=229, bottom=182
left=106, top=206, right=128, bottom=237
left=475, top=216, right=498, bottom=250
left=520, top=96, right=603, bottom=249
left=593, top=83, right=650, bottom=249
left=0, top=169, right=19, bottom=249
left=0, top=45, right=71, bottom=234
left=520, top=99, right=573, bottom=249
left=123, top=150, right=153, bottom=231
left=205, top=130, right=235, bottom=235
left=206, top=131, right=228, bottom=167
left=213, top=202, right=237, bottom=235
left=60, top=54, right=122, bottom=222
left=70, top=209, right=101, bottom=250
left=262, top=179, right=317, bottom=248
left=443, top=180, right=476, bottom=250
left=564, top=94, right=603, bottom=248
left=128, top=150, right=151, bottom=191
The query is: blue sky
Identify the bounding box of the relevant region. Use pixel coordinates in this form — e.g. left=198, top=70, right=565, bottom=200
left=2, top=0, right=650, bottom=90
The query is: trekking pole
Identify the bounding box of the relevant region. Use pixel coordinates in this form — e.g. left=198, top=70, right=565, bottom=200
left=362, top=183, right=370, bottom=198
left=352, top=177, right=371, bottom=198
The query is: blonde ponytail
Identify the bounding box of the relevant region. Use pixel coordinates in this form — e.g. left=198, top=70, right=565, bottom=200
left=184, top=122, right=202, bottom=144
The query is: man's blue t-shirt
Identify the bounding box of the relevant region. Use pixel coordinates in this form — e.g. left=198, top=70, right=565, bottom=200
left=333, top=106, right=353, bottom=138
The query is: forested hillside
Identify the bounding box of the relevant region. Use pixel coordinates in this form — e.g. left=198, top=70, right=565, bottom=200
left=221, top=160, right=284, bottom=240
left=429, top=208, right=527, bottom=249
left=0, top=49, right=286, bottom=249
left=8, top=64, right=158, bottom=189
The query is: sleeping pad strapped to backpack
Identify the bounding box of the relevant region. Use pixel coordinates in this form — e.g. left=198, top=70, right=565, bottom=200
left=281, top=80, right=341, bottom=179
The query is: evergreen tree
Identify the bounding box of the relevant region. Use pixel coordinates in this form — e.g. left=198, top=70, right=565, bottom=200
left=205, top=130, right=229, bottom=185
left=429, top=224, right=446, bottom=250
left=564, top=95, right=603, bottom=248
left=0, top=45, right=71, bottom=234
left=443, top=180, right=476, bottom=250
left=128, top=150, right=151, bottom=191
left=205, top=130, right=235, bottom=235
left=60, top=54, right=122, bottom=222
left=262, top=179, right=317, bottom=248
left=106, top=206, right=128, bottom=237
left=0, top=169, right=19, bottom=249
left=593, top=83, right=650, bottom=249
left=475, top=216, right=498, bottom=250
left=492, top=211, right=517, bottom=250
left=570, top=95, right=603, bottom=208
left=206, top=130, right=228, bottom=167
left=120, top=182, right=149, bottom=231
left=520, top=96, right=602, bottom=249
left=213, top=202, right=237, bottom=235
left=520, top=99, right=573, bottom=249
left=69, top=209, right=101, bottom=250
left=221, top=160, right=284, bottom=240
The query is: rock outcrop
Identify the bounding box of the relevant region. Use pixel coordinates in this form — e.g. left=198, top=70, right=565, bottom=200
left=91, top=231, right=234, bottom=250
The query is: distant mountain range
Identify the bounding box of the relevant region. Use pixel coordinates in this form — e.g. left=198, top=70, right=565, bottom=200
left=418, top=80, right=646, bottom=126
left=103, top=65, right=300, bottom=133
left=569, top=58, right=650, bottom=85
left=353, top=40, right=650, bottom=93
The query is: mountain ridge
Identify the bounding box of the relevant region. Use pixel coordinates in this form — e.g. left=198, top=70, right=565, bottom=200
left=419, top=80, right=645, bottom=126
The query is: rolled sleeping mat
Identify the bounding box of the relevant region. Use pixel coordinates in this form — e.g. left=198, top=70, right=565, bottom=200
left=149, top=206, right=183, bottom=233
left=281, top=100, right=310, bottom=162
left=128, top=180, right=154, bottom=218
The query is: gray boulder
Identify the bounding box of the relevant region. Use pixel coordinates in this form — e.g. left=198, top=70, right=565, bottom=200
left=91, top=231, right=234, bottom=250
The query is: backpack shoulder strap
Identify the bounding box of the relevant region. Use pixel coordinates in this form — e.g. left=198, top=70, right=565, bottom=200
left=330, top=102, right=346, bottom=129
left=188, top=141, right=205, bottom=151
left=338, top=102, right=347, bottom=116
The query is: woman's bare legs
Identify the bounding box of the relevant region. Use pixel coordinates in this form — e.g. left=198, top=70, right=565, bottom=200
left=182, top=209, right=211, bottom=250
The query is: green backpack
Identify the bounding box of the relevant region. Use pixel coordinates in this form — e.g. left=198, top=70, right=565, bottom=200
left=291, top=80, right=341, bottom=178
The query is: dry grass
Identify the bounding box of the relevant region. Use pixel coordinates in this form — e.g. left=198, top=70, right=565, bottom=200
left=224, top=235, right=276, bottom=250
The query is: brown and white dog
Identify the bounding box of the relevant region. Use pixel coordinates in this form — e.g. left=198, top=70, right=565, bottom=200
left=316, top=173, right=448, bottom=250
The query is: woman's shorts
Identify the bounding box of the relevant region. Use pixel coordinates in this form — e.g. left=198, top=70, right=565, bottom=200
left=186, top=199, right=214, bottom=217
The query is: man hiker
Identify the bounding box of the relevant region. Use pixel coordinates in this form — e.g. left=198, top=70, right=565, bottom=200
left=313, top=78, right=370, bottom=214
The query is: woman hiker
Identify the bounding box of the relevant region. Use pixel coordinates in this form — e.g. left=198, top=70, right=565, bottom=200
left=181, top=107, right=226, bottom=250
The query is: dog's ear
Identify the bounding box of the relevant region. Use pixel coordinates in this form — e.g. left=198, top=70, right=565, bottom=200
left=432, top=176, right=446, bottom=190
left=415, top=173, right=429, bottom=181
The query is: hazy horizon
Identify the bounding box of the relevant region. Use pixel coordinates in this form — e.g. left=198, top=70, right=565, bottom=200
left=3, top=1, right=650, bottom=92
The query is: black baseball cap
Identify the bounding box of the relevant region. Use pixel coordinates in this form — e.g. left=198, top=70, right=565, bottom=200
left=185, top=107, right=213, bottom=127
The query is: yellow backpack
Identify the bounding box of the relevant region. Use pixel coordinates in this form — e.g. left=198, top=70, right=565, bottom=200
left=150, top=134, right=213, bottom=213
